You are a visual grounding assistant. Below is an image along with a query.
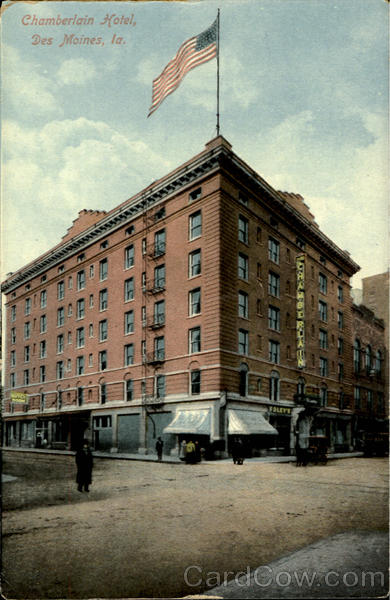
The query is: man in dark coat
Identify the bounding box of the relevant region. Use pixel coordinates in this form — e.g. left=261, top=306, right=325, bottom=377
left=155, top=436, right=164, bottom=461
left=76, top=439, right=93, bottom=492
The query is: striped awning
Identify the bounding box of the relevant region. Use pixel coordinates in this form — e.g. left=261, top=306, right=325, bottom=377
left=163, top=409, right=211, bottom=435
left=228, top=409, right=278, bottom=435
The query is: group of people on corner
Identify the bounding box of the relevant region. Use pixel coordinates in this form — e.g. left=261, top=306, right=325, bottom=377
left=179, top=439, right=203, bottom=463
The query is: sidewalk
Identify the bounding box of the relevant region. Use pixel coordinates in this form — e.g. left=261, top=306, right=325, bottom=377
left=2, top=446, right=364, bottom=464
left=186, top=531, right=389, bottom=598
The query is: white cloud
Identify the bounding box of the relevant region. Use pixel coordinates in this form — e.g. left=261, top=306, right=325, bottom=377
left=57, top=58, right=98, bottom=85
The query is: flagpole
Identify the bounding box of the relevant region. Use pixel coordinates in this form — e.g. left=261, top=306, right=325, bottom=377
left=216, top=8, right=220, bottom=136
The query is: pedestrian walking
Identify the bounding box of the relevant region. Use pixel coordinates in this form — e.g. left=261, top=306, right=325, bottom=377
left=195, top=441, right=201, bottom=463
left=75, top=439, right=93, bottom=492
left=156, top=436, right=164, bottom=461
left=179, top=439, right=187, bottom=461
left=185, top=440, right=196, bottom=464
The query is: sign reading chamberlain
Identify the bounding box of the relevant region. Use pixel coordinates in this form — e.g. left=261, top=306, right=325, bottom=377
left=296, top=254, right=306, bottom=368
left=10, top=392, right=28, bottom=404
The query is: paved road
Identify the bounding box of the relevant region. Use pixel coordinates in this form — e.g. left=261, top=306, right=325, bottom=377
left=2, top=452, right=388, bottom=599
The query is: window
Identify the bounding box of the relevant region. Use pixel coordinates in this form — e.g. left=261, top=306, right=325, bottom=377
left=77, top=253, right=85, bottom=263
left=189, top=187, right=202, bottom=202
left=76, top=327, right=85, bottom=348
left=338, top=337, right=344, bottom=356
left=25, top=321, right=31, bottom=338
left=238, top=253, right=248, bottom=280
left=377, top=392, right=384, bottom=413
left=286, top=248, right=291, bottom=262
left=189, top=288, right=201, bottom=316
left=154, top=336, right=165, bottom=360
left=297, top=377, right=305, bottom=397
left=24, top=346, right=30, bottom=362
left=99, top=350, right=107, bottom=370
left=238, top=215, right=249, bottom=244
left=154, top=264, right=165, bottom=289
left=156, top=375, right=166, bottom=398
left=57, top=334, right=64, bottom=353
left=11, top=328, right=16, bottom=344
left=23, top=370, right=30, bottom=385
left=320, top=256, right=326, bottom=265
left=338, top=285, right=343, bottom=302
left=89, top=324, right=93, bottom=338
left=191, top=370, right=201, bottom=395
left=268, top=237, right=280, bottom=264
left=319, top=329, right=328, bottom=350
left=77, top=298, right=85, bottom=319
left=365, top=345, right=372, bottom=374
left=56, top=361, right=64, bottom=379
left=367, top=389, right=373, bottom=411
left=99, top=320, right=108, bottom=342
left=10, top=373, right=16, bottom=388
left=320, top=386, right=328, bottom=406
left=239, top=364, right=248, bottom=396
left=99, top=258, right=108, bottom=281
left=256, top=227, right=262, bottom=243
left=189, top=211, right=201, bottom=240
left=10, top=350, right=16, bottom=367
left=239, top=191, right=248, bottom=206
left=125, top=245, right=134, bottom=269
left=189, top=249, right=201, bottom=277
left=57, top=281, right=65, bottom=300
left=11, top=305, right=16, bottom=321
left=319, top=300, right=328, bottom=322
left=89, top=265, right=94, bottom=278
left=39, top=315, right=46, bottom=333
left=238, top=291, right=248, bottom=318
left=154, top=300, right=165, bottom=326
left=100, top=240, right=108, bottom=249
left=269, top=370, right=280, bottom=402
left=68, top=276, right=73, bottom=289
left=354, top=386, right=361, bottom=410
left=124, top=344, right=134, bottom=366
left=257, top=263, right=262, bottom=279
left=238, top=329, right=249, bottom=355
left=141, top=272, right=146, bottom=291
left=100, top=383, right=107, bottom=404
left=25, top=299, right=31, bottom=316
left=338, top=311, right=343, bottom=330
left=76, top=356, right=84, bottom=375
left=189, top=327, right=201, bottom=354
left=319, top=273, right=327, bottom=294
left=354, top=339, right=361, bottom=373
left=89, top=354, right=93, bottom=367
left=154, top=229, right=166, bottom=256
left=126, top=225, right=135, bottom=236
left=142, top=238, right=147, bottom=255
left=269, top=340, right=280, bottom=363
left=126, top=379, right=133, bottom=402
left=338, top=363, right=344, bottom=381
left=320, top=357, right=328, bottom=377
left=257, top=299, right=262, bottom=315
left=124, top=278, right=134, bottom=302
left=77, top=387, right=84, bottom=406
left=68, top=331, right=72, bottom=344
left=99, top=288, right=108, bottom=310
left=268, top=272, right=280, bottom=297
left=375, top=350, right=383, bottom=376
left=40, top=365, right=46, bottom=382
left=68, top=303, right=73, bottom=316
left=57, top=307, right=64, bottom=327
left=141, top=340, right=146, bottom=361
left=40, top=290, right=47, bottom=308
left=141, top=306, right=146, bottom=327
left=77, top=270, right=85, bottom=290
left=268, top=306, right=280, bottom=331
left=125, top=311, right=134, bottom=334
left=89, top=294, right=94, bottom=308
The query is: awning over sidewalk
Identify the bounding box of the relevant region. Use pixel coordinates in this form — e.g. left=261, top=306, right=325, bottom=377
left=163, top=409, right=211, bottom=435
left=228, top=409, right=278, bottom=435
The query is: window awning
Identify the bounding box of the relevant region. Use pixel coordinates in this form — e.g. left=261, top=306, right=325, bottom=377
left=163, top=409, right=211, bottom=435
left=228, top=409, right=278, bottom=435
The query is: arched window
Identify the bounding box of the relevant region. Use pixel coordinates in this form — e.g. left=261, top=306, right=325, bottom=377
left=269, top=370, right=280, bottom=402
left=365, top=345, right=372, bottom=374
left=353, top=339, right=361, bottom=373
left=239, top=363, right=249, bottom=397
left=375, top=350, right=382, bottom=376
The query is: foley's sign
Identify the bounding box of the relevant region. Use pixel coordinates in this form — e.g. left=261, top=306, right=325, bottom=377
left=296, top=254, right=305, bottom=368
left=11, top=392, right=28, bottom=403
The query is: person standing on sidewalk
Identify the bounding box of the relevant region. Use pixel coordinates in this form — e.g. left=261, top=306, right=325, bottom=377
left=155, top=436, right=164, bottom=461
left=75, top=439, right=93, bottom=492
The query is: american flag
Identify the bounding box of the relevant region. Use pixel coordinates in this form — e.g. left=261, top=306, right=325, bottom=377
left=148, top=18, right=218, bottom=117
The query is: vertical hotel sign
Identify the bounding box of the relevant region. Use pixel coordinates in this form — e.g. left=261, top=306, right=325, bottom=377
left=296, top=254, right=305, bottom=368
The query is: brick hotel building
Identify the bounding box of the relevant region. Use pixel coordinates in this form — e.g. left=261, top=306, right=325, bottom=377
left=3, top=136, right=384, bottom=457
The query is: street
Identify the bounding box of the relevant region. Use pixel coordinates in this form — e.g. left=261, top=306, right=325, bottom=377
left=2, top=451, right=388, bottom=599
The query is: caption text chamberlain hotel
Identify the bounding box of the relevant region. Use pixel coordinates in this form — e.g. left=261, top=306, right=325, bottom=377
left=2, top=137, right=387, bottom=458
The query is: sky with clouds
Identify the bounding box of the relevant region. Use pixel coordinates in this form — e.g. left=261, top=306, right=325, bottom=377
left=2, top=0, right=388, bottom=288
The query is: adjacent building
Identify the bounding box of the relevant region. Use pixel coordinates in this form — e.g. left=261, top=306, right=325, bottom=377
left=3, top=135, right=384, bottom=458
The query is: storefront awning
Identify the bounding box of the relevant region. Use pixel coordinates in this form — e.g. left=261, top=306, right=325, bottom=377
left=228, top=409, right=278, bottom=435
left=163, top=409, right=211, bottom=435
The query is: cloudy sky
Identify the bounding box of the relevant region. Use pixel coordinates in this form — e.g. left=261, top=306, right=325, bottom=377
left=2, top=0, right=388, bottom=288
